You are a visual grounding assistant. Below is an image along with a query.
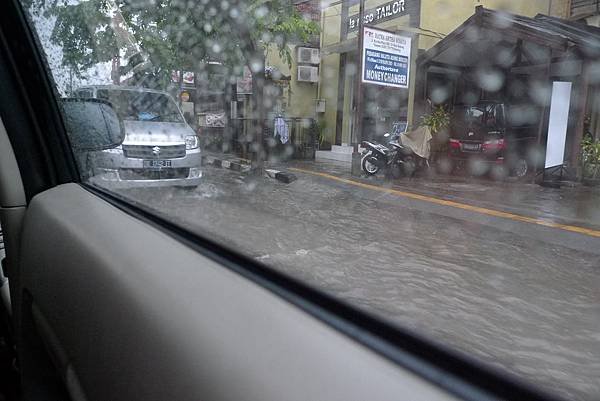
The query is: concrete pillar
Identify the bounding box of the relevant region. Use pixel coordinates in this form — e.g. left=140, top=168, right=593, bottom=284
left=407, top=36, right=420, bottom=128
left=570, top=60, right=590, bottom=175
left=412, top=62, right=427, bottom=129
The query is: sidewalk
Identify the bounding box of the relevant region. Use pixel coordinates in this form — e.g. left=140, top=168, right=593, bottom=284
left=285, top=159, right=600, bottom=232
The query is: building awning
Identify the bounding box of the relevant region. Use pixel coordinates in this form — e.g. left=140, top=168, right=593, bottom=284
left=418, top=6, right=600, bottom=69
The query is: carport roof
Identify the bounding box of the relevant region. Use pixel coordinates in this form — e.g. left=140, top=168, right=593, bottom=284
left=418, top=6, right=600, bottom=68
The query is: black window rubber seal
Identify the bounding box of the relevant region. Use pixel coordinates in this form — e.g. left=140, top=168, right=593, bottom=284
left=0, top=0, right=80, bottom=201
left=82, top=183, right=565, bottom=401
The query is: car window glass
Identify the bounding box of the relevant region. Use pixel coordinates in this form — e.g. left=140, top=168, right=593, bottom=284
left=20, top=1, right=600, bottom=400
left=96, top=89, right=184, bottom=123
left=75, top=89, right=93, bottom=98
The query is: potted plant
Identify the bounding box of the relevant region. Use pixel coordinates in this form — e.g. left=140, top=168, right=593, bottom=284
left=420, top=105, right=450, bottom=136
left=312, top=119, right=330, bottom=151
left=581, top=134, right=600, bottom=186
left=420, top=105, right=451, bottom=160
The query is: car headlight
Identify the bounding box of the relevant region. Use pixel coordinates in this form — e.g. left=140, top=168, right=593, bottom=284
left=185, top=135, right=199, bottom=150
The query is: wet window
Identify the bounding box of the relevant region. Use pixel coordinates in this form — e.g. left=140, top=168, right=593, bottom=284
left=454, top=104, right=504, bottom=129
left=20, top=0, right=600, bottom=399
left=75, top=89, right=93, bottom=98
left=96, top=89, right=184, bottom=123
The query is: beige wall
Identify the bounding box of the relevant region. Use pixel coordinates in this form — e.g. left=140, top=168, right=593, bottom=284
left=319, top=4, right=343, bottom=144
left=322, top=3, right=342, bottom=47
left=419, top=0, right=567, bottom=49
left=550, top=0, right=571, bottom=18
left=265, top=44, right=318, bottom=119
left=319, top=53, right=341, bottom=143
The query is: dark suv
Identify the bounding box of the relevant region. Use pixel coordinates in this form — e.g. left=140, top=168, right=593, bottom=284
left=447, top=101, right=541, bottom=178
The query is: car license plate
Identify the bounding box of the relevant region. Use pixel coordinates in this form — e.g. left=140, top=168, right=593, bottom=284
left=143, top=160, right=172, bottom=168
left=462, top=143, right=480, bottom=151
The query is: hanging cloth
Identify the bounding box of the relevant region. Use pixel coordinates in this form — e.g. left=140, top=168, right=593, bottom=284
left=274, top=116, right=289, bottom=144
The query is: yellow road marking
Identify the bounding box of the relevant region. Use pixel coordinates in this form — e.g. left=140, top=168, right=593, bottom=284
left=289, top=167, right=600, bottom=238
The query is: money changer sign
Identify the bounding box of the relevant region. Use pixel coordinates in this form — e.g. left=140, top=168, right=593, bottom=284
left=361, top=26, right=411, bottom=89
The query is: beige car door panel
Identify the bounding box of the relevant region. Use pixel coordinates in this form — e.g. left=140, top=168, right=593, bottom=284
left=0, top=117, right=26, bottom=317
left=19, top=183, right=457, bottom=401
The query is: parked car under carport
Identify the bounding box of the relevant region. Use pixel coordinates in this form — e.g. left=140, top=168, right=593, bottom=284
left=446, top=101, right=542, bottom=178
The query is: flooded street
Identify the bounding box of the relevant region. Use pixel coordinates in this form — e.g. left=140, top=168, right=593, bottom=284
left=117, top=166, right=600, bottom=400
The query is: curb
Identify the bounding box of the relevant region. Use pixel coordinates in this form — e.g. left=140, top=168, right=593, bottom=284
left=202, top=155, right=251, bottom=173
left=202, top=155, right=296, bottom=184
left=265, top=169, right=297, bottom=184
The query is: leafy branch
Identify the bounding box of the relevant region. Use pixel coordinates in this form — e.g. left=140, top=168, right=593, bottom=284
left=420, top=106, right=450, bottom=134
left=582, top=134, right=600, bottom=180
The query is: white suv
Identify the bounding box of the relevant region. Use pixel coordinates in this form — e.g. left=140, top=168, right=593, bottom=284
left=74, top=85, right=202, bottom=188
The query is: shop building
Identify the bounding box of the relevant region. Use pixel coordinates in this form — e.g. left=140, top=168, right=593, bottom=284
left=317, top=0, right=569, bottom=162
left=416, top=6, right=600, bottom=176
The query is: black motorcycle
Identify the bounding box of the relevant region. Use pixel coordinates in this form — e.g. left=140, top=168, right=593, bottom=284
left=361, top=132, right=420, bottom=178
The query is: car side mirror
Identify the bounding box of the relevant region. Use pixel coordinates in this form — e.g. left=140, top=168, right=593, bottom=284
left=61, top=98, right=124, bottom=151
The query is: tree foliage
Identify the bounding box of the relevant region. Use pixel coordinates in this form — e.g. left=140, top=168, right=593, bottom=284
left=49, top=1, right=118, bottom=73
left=582, top=134, right=600, bottom=179
left=420, top=106, right=450, bottom=135
left=27, top=0, right=319, bottom=84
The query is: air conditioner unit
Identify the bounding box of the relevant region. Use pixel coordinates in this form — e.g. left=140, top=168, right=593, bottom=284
left=297, top=47, right=320, bottom=64
left=297, top=65, right=319, bottom=83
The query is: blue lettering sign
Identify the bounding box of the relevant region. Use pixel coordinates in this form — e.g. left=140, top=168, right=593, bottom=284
left=363, top=49, right=409, bottom=87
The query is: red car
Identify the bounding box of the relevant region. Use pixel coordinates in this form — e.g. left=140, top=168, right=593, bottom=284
left=447, top=101, right=542, bottom=178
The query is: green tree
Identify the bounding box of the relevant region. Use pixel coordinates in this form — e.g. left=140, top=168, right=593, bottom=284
left=28, top=0, right=319, bottom=170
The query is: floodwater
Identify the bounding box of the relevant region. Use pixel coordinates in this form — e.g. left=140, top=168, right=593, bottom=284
left=114, top=166, right=600, bottom=400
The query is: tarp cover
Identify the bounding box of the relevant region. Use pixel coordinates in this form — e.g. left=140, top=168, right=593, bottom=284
left=400, top=126, right=432, bottom=159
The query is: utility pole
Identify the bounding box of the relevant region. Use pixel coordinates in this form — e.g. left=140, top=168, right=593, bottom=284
left=68, top=66, right=73, bottom=95
left=351, top=0, right=366, bottom=176
left=251, top=54, right=266, bottom=174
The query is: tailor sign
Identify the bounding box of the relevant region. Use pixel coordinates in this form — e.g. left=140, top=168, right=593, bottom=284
left=347, top=0, right=408, bottom=32
left=361, top=26, right=411, bottom=88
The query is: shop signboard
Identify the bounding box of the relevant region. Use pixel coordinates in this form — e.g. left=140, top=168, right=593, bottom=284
left=348, top=0, right=408, bottom=32
left=181, top=101, right=194, bottom=116
left=182, top=71, right=195, bottom=85
left=361, top=26, right=411, bottom=88
left=205, top=112, right=226, bottom=127
left=180, top=90, right=191, bottom=102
